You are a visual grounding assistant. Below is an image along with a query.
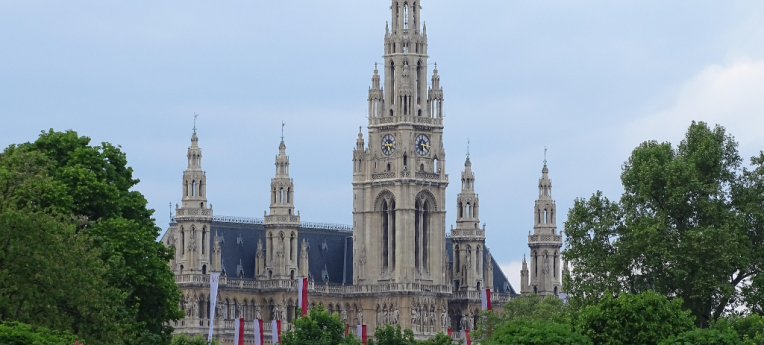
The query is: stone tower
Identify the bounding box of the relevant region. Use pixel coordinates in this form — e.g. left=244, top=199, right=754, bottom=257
left=450, top=155, right=488, bottom=292
left=353, top=0, right=448, bottom=286
left=521, top=159, right=563, bottom=296
left=174, top=127, right=214, bottom=275
left=261, top=138, right=302, bottom=280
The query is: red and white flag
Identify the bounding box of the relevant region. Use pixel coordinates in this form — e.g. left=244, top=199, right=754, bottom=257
left=447, top=329, right=452, bottom=338
left=233, top=318, right=245, bottom=345
left=481, top=288, right=491, bottom=311
left=271, top=320, right=281, bottom=344
left=465, top=330, right=472, bottom=345
left=344, top=323, right=349, bottom=338
left=356, top=325, right=367, bottom=345
left=208, top=273, right=220, bottom=341
left=253, top=319, right=264, bottom=345
left=297, top=277, right=308, bottom=316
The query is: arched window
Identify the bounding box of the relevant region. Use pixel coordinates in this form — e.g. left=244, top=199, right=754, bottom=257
left=179, top=264, right=184, bottom=275
left=290, top=232, right=296, bottom=261
left=415, top=200, right=420, bottom=271
left=199, top=180, right=204, bottom=197
left=280, top=188, right=284, bottom=203
left=202, top=228, right=206, bottom=255
left=225, top=299, right=231, bottom=320
left=390, top=62, right=396, bottom=104
left=202, top=264, right=207, bottom=275
left=404, top=3, right=409, bottom=30
left=476, top=246, right=481, bottom=273
left=454, top=244, right=460, bottom=273
left=466, top=203, right=471, bottom=218
left=387, top=163, right=391, bottom=172
left=382, top=200, right=389, bottom=270
left=433, top=158, right=439, bottom=173
left=181, top=230, right=185, bottom=255
left=534, top=251, right=538, bottom=277
left=403, top=154, right=408, bottom=168
left=423, top=200, right=429, bottom=269
left=458, top=202, right=463, bottom=218
left=192, top=181, right=196, bottom=196
left=544, top=209, right=548, bottom=224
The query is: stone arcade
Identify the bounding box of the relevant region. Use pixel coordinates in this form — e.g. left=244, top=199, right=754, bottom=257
left=160, top=1, right=563, bottom=343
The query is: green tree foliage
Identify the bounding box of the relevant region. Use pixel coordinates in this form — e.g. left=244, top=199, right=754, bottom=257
left=170, top=334, right=220, bottom=345
left=711, top=314, right=764, bottom=344
left=472, top=294, right=568, bottom=341
left=281, top=305, right=361, bottom=345
left=563, top=122, right=764, bottom=326
left=0, top=130, right=182, bottom=344
left=481, top=320, right=591, bottom=345
left=371, top=324, right=417, bottom=345
left=574, top=291, right=694, bottom=345
left=0, top=322, right=79, bottom=345
left=660, top=328, right=748, bottom=345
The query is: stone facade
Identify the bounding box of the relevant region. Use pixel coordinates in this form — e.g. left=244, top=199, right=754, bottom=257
left=520, top=160, right=565, bottom=297
left=160, top=1, right=521, bottom=343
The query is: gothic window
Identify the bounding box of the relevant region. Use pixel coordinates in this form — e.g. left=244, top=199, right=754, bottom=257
left=423, top=200, right=429, bottom=269
left=458, top=202, right=463, bottom=218
left=199, top=295, right=206, bottom=319
left=290, top=232, right=296, bottom=261
left=280, top=188, right=284, bottom=204
left=415, top=200, right=420, bottom=271
left=403, top=154, right=408, bottom=168
left=382, top=201, right=389, bottom=270
left=466, top=203, right=471, bottom=218
left=202, top=264, right=207, bottom=275
left=387, top=163, right=391, bottom=171
left=180, top=264, right=184, bottom=275
left=390, top=62, right=395, bottom=104
left=416, top=61, right=422, bottom=104
left=192, top=181, right=196, bottom=196
left=268, top=232, right=274, bottom=261
left=404, top=3, right=409, bottom=30
left=433, top=157, right=439, bottom=173
left=534, top=251, right=538, bottom=277
left=454, top=244, right=460, bottom=273
left=476, top=246, right=481, bottom=273
left=225, top=299, right=231, bottom=320
left=185, top=180, right=189, bottom=196
left=544, top=209, right=548, bottom=224
left=199, top=180, right=204, bottom=197
left=181, top=230, right=185, bottom=255
left=202, top=228, right=206, bottom=255
left=287, top=187, right=291, bottom=203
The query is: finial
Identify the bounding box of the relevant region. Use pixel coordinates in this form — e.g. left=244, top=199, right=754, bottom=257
left=169, top=201, right=172, bottom=218
left=467, top=138, right=470, bottom=159
left=281, top=122, right=286, bottom=142
left=193, top=113, right=199, bottom=133
left=544, top=146, right=548, bottom=166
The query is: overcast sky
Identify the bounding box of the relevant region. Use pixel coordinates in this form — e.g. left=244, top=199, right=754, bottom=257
left=2, top=1, right=764, bottom=291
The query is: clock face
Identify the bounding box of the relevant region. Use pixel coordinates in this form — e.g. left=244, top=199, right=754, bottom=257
left=415, top=134, right=431, bottom=156
left=381, top=134, right=396, bottom=156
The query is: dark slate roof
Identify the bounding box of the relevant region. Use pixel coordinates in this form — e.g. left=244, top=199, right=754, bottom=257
left=209, top=220, right=353, bottom=285
left=205, top=217, right=515, bottom=295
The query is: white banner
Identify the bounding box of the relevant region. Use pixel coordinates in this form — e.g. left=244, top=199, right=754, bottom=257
left=208, top=273, right=220, bottom=341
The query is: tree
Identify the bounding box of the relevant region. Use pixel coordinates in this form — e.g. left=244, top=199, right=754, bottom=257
left=574, top=291, right=694, bottom=345
left=0, top=322, right=80, bottom=345
left=0, top=130, right=182, bottom=344
left=281, top=305, right=361, bottom=345
left=481, top=320, right=591, bottom=345
left=711, top=314, right=764, bottom=345
left=472, top=294, right=568, bottom=342
left=564, top=122, right=764, bottom=326
left=660, top=328, right=748, bottom=345
left=170, top=334, right=220, bottom=345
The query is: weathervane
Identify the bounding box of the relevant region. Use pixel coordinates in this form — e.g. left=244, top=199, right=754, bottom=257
left=193, top=113, right=199, bottom=133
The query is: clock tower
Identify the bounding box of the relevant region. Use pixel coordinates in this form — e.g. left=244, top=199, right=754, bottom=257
left=352, top=0, right=448, bottom=287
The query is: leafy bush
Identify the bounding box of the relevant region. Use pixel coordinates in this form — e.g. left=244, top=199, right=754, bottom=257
left=0, top=322, right=79, bottom=345
left=170, top=334, right=220, bottom=345
left=660, top=328, right=747, bottom=345
left=482, top=320, right=591, bottom=345
left=574, top=291, right=694, bottom=345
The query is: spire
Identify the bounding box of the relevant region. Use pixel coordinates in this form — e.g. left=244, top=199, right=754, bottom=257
left=356, top=126, right=365, bottom=151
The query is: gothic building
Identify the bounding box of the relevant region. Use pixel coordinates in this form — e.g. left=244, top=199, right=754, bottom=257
left=159, top=1, right=563, bottom=343
left=520, top=160, right=564, bottom=296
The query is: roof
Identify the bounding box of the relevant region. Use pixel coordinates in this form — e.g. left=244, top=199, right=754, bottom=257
left=202, top=216, right=515, bottom=295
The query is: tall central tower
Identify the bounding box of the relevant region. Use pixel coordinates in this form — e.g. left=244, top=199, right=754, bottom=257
left=353, top=0, right=448, bottom=287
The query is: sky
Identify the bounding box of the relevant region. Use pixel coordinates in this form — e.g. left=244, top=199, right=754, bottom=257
left=2, top=1, right=764, bottom=292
